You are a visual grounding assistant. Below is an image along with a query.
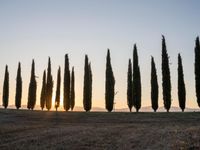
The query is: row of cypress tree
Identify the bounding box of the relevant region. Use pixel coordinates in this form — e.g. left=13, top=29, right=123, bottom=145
left=126, top=36, right=198, bottom=112
left=1, top=36, right=200, bottom=112
left=40, top=56, right=75, bottom=111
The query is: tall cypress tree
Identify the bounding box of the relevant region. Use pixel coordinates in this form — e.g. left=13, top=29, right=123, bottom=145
left=88, top=63, right=92, bottom=110
left=151, top=57, right=159, bottom=112
left=137, top=67, right=141, bottom=111
left=40, top=70, right=46, bottom=110
left=83, top=55, right=92, bottom=112
left=105, top=49, right=115, bottom=112
left=70, top=67, right=75, bottom=111
left=2, top=65, right=9, bottom=109
left=27, top=60, right=37, bottom=110
left=55, top=67, right=61, bottom=111
left=161, top=35, right=171, bottom=112
left=15, top=62, right=22, bottom=109
left=178, top=54, right=186, bottom=112
left=63, top=54, right=70, bottom=111
left=194, top=36, right=200, bottom=107
left=133, top=44, right=141, bottom=112
left=46, top=57, right=53, bottom=111
left=83, top=55, right=89, bottom=111
left=127, top=59, right=133, bottom=112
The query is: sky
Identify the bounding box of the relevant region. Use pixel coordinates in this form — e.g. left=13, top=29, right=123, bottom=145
left=0, top=0, right=200, bottom=111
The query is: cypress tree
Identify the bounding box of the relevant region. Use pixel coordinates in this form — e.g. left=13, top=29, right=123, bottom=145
left=27, top=60, right=37, bottom=110
left=46, top=57, right=53, bottom=111
left=40, top=70, right=46, bottom=110
left=178, top=54, right=186, bottom=112
left=194, top=36, right=200, bottom=107
left=15, top=62, right=22, bottom=109
left=83, top=55, right=92, bottom=112
left=137, top=66, right=141, bottom=111
left=151, top=57, right=159, bottom=112
left=105, top=49, right=115, bottom=112
left=63, top=54, right=70, bottom=111
left=55, top=67, right=61, bottom=111
left=2, top=65, right=9, bottom=109
left=83, top=55, right=89, bottom=111
left=161, top=35, right=171, bottom=112
left=127, top=59, right=133, bottom=112
left=70, top=67, right=75, bottom=111
left=132, top=44, right=141, bottom=112
left=88, top=63, right=92, bottom=110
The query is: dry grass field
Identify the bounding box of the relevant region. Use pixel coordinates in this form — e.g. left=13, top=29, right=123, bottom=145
left=0, top=109, right=200, bottom=150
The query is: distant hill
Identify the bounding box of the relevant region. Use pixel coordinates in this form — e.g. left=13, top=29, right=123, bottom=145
left=0, top=105, right=199, bottom=112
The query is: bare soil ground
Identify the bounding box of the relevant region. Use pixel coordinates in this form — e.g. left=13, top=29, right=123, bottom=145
left=0, top=109, right=200, bottom=150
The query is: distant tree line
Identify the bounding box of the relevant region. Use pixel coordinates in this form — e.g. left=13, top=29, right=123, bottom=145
left=1, top=36, right=200, bottom=112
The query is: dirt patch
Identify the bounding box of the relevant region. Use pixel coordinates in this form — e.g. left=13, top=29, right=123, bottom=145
left=0, top=109, right=200, bottom=150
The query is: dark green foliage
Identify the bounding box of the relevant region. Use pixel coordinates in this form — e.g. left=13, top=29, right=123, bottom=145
left=55, top=67, right=61, bottom=111
left=178, top=54, right=186, bottom=112
left=40, top=70, right=46, bottom=110
left=194, top=36, right=200, bottom=107
left=88, top=63, right=92, bottom=110
left=132, top=44, right=141, bottom=112
left=2, top=65, right=9, bottom=109
left=137, top=67, right=141, bottom=111
left=70, top=67, right=75, bottom=111
left=105, top=49, right=115, bottom=112
left=27, top=60, right=37, bottom=110
left=127, top=59, right=133, bottom=112
left=15, top=62, right=22, bottom=109
left=46, top=57, right=53, bottom=111
left=83, top=55, right=89, bottom=111
left=83, top=55, right=92, bottom=112
left=63, top=54, right=71, bottom=111
left=161, top=35, right=171, bottom=112
left=151, top=57, right=158, bottom=112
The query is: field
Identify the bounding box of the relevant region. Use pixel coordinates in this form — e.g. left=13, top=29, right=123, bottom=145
left=0, top=109, right=200, bottom=150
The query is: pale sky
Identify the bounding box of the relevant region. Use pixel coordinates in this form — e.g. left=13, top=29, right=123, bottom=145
left=0, top=0, right=200, bottom=110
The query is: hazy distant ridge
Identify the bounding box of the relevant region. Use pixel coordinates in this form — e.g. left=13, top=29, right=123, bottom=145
left=1, top=105, right=199, bottom=112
